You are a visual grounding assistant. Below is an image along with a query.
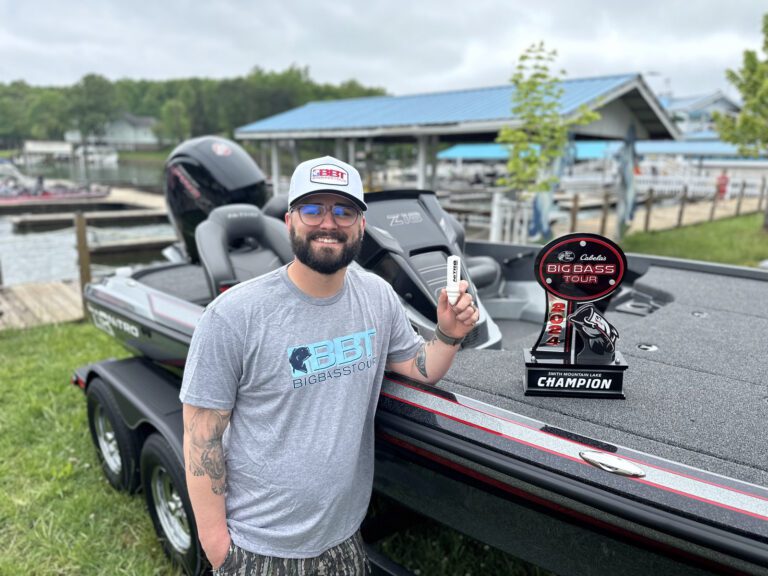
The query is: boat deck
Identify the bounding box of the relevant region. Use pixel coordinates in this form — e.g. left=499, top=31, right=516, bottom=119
left=444, top=264, right=768, bottom=488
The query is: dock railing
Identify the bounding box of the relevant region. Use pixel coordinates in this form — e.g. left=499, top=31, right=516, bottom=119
left=438, top=173, right=768, bottom=242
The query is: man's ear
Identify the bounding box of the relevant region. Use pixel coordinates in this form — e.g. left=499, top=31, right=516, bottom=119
left=284, top=211, right=291, bottom=226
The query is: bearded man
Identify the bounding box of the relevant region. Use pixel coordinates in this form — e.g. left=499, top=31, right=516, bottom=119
left=180, top=156, right=478, bottom=575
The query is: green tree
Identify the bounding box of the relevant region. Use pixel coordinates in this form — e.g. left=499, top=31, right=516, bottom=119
left=156, top=98, right=191, bottom=143
left=114, top=79, right=147, bottom=115
left=0, top=66, right=386, bottom=151
left=496, top=42, right=599, bottom=195
left=70, top=74, right=118, bottom=142
left=0, top=81, right=34, bottom=148
left=0, top=93, right=24, bottom=148
left=715, top=14, right=768, bottom=157
left=713, top=14, right=768, bottom=230
left=27, top=90, right=69, bottom=140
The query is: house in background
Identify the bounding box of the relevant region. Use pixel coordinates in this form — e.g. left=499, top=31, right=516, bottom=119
left=65, top=113, right=162, bottom=151
left=659, top=91, right=741, bottom=135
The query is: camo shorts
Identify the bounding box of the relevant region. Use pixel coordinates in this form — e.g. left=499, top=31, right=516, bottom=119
left=212, top=531, right=370, bottom=576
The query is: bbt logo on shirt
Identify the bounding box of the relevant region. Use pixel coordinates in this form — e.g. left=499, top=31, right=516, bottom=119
left=287, top=328, right=377, bottom=389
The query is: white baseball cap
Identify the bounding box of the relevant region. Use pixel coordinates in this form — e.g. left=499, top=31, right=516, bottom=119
left=288, top=156, right=367, bottom=211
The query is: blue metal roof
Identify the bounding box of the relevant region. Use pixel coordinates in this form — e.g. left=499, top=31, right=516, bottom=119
left=438, top=139, right=763, bottom=161
left=636, top=140, right=745, bottom=157
left=236, top=74, right=638, bottom=135
left=438, top=142, right=623, bottom=162
left=438, top=144, right=511, bottom=161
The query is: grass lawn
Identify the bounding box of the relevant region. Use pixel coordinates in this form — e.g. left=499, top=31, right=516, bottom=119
left=621, top=213, right=768, bottom=267
left=0, top=321, right=546, bottom=575
left=0, top=149, right=17, bottom=159
left=0, top=322, right=181, bottom=575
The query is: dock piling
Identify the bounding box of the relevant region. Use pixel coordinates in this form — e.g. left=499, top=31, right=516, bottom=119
left=74, top=212, right=91, bottom=299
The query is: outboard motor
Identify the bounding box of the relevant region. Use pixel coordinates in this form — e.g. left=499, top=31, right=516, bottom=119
left=165, top=136, right=268, bottom=262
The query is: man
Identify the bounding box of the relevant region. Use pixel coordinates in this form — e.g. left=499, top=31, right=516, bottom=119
left=180, top=156, right=478, bottom=575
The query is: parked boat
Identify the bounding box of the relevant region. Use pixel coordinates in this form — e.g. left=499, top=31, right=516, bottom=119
left=0, top=159, right=109, bottom=203
left=75, top=137, right=768, bottom=575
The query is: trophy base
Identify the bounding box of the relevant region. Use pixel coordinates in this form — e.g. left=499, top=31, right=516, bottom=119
left=524, top=349, right=627, bottom=399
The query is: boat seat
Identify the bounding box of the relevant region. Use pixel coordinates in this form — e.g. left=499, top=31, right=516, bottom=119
left=445, top=212, right=503, bottom=297
left=195, top=204, right=293, bottom=298
left=263, top=194, right=289, bottom=220
left=465, top=255, right=502, bottom=297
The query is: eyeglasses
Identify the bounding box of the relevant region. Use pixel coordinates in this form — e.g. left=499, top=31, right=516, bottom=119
left=292, top=203, right=361, bottom=227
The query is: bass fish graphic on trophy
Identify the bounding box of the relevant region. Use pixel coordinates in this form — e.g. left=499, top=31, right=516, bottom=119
left=524, top=233, right=629, bottom=399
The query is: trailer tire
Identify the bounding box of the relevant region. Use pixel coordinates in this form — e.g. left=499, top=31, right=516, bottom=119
left=141, top=433, right=204, bottom=576
left=86, top=377, right=140, bottom=492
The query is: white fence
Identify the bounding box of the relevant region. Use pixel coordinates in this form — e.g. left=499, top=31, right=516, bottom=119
left=442, top=191, right=532, bottom=244
left=634, top=175, right=765, bottom=200
left=440, top=171, right=768, bottom=242
left=558, top=174, right=767, bottom=201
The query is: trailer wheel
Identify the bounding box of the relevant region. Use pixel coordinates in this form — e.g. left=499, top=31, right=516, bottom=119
left=86, top=377, right=140, bottom=492
left=141, top=433, right=204, bottom=576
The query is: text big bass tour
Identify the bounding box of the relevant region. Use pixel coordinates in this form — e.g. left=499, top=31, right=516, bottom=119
left=545, top=263, right=616, bottom=284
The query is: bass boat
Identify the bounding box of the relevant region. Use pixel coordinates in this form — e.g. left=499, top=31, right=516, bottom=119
left=74, top=137, right=768, bottom=576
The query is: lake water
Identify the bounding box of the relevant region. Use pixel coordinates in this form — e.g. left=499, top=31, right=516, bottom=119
left=0, top=160, right=174, bottom=286
left=0, top=216, right=175, bottom=286
left=25, top=161, right=164, bottom=192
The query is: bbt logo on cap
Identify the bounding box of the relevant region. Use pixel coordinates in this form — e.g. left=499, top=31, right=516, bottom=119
left=288, top=155, right=367, bottom=211
left=310, top=165, right=348, bottom=186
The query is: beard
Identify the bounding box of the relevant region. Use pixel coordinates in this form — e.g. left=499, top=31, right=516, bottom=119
left=290, top=226, right=363, bottom=275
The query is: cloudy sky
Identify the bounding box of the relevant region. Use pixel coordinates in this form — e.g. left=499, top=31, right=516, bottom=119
left=0, top=0, right=762, bottom=99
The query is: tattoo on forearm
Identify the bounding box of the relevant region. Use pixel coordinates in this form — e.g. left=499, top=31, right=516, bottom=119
left=415, top=343, right=428, bottom=378
left=185, top=409, right=231, bottom=495
left=415, top=339, right=437, bottom=379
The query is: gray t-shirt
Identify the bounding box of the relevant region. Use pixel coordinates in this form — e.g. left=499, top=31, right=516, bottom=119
left=179, top=264, right=423, bottom=558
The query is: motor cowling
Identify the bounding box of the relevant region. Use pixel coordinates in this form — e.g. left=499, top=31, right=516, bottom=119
left=164, top=136, right=268, bottom=263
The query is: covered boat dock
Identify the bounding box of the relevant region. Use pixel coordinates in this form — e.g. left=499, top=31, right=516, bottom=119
left=234, top=73, right=679, bottom=193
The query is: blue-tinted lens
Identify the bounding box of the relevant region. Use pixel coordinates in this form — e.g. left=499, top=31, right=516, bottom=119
left=300, top=204, right=323, bottom=216
left=332, top=205, right=355, bottom=218
left=296, top=203, right=358, bottom=226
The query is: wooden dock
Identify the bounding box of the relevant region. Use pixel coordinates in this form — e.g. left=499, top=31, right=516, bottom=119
left=0, top=280, right=83, bottom=331
left=0, top=186, right=166, bottom=215
left=90, top=235, right=177, bottom=257
left=12, top=208, right=169, bottom=232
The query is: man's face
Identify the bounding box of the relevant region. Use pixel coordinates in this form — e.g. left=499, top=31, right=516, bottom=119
left=286, top=193, right=365, bottom=275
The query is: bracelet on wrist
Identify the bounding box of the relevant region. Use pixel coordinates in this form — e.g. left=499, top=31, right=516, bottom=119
left=434, top=324, right=464, bottom=346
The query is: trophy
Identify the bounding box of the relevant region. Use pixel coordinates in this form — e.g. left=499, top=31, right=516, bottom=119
left=524, top=233, right=628, bottom=399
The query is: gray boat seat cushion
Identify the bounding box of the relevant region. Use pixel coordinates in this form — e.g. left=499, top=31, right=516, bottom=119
left=195, top=204, right=293, bottom=297
left=466, top=255, right=502, bottom=297
left=444, top=211, right=502, bottom=296
left=263, top=194, right=289, bottom=219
